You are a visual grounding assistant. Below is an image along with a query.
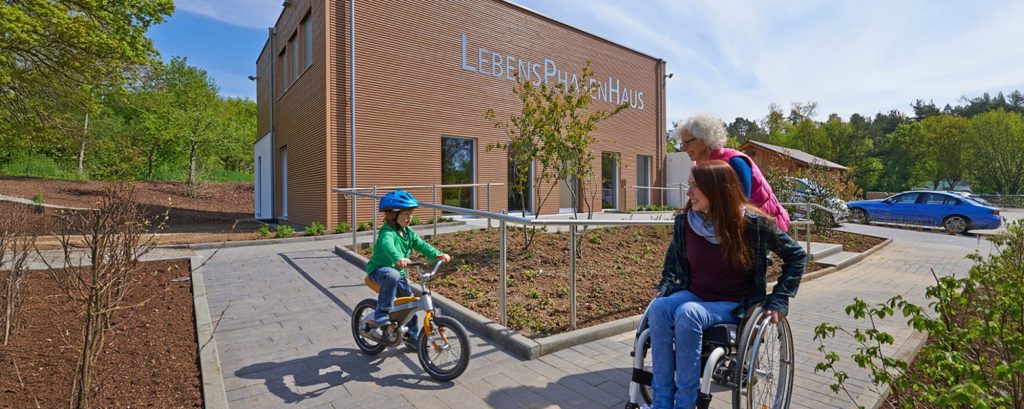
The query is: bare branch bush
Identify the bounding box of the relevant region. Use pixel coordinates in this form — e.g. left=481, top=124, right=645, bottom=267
left=0, top=205, right=39, bottom=345
left=44, top=184, right=167, bottom=409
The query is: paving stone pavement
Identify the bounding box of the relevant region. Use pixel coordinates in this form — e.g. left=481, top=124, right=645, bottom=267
left=196, top=222, right=1000, bottom=409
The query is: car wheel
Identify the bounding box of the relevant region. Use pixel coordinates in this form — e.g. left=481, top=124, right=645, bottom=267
left=850, top=208, right=869, bottom=224
left=943, top=216, right=969, bottom=235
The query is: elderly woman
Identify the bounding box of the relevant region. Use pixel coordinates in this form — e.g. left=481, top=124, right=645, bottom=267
left=673, top=113, right=791, bottom=232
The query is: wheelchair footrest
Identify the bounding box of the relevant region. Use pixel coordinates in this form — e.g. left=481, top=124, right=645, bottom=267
left=631, top=368, right=652, bottom=386
left=696, top=392, right=712, bottom=409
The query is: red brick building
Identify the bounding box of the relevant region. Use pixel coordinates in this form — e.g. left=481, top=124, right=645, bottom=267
left=253, top=0, right=667, bottom=226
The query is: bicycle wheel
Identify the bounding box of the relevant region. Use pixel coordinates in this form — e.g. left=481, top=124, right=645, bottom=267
left=351, top=299, right=387, bottom=355
left=418, top=315, right=470, bottom=381
left=734, top=308, right=795, bottom=409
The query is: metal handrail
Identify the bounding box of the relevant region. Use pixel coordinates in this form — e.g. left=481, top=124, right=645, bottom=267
left=334, top=187, right=675, bottom=330
left=780, top=202, right=842, bottom=218
left=345, top=183, right=505, bottom=190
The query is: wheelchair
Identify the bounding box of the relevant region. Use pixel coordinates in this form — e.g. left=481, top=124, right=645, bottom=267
left=626, top=298, right=795, bottom=409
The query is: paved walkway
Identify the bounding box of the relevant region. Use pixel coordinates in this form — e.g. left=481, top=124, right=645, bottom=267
left=195, top=222, right=999, bottom=409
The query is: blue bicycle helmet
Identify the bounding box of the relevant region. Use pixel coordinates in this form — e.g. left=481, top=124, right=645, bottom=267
left=379, top=190, right=419, bottom=212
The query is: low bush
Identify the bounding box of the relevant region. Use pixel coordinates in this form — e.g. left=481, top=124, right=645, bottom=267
left=275, top=224, right=294, bottom=238
left=305, top=221, right=325, bottom=236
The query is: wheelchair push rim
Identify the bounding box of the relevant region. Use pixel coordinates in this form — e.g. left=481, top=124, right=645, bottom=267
left=742, top=315, right=795, bottom=409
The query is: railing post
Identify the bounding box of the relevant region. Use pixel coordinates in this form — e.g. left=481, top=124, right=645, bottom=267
left=499, top=213, right=507, bottom=327
left=486, top=182, right=492, bottom=230
left=433, top=184, right=438, bottom=238
left=678, top=183, right=684, bottom=208
left=371, top=186, right=378, bottom=245
left=352, top=191, right=357, bottom=250
left=569, top=224, right=577, bottom=330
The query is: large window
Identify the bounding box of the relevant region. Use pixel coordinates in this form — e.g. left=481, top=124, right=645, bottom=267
left=636, top=155, right=651, bottom=206
left=508, top=153, right=533, bottom=214
left=602, top=152, right=619, bottom=209
left=441, top=136, right=475, bottom=210
left=301, top=12, right=312, bottom=70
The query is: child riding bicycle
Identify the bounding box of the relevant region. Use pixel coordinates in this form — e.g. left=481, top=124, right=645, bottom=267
left=365, top=190, right=451, bottom=349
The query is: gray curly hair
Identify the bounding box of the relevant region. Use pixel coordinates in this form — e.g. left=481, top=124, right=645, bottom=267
left=672, top=113, right=727, bottom=151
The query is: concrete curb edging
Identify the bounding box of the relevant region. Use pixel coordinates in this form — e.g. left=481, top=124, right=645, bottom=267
left=185, top=221, right=465, bottom=251
left=784, top=237, right=893, bottom=286
left=190, top=255, right=229, bottom=409
left=334, top=234, right=894, bottom=361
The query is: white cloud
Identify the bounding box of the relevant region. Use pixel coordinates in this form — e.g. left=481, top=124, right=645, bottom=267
left=516, top=0, right=1024, bottom=124
left=175, top=0, right=281, bottom=29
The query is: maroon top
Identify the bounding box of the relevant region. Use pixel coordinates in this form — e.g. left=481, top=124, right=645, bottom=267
left=684, top=223, right=753, bottom=302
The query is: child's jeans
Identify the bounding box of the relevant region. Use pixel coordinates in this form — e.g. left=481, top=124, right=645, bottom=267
left=369, top=267, right=419, bottom=340
left=647, top=290, right=740, bottom=409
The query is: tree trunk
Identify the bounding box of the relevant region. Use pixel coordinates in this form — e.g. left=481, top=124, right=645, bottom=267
left=146, top=147, right=156, bottom=180
left=77, top=113, right=89, bottom=179
left=188, top=142, right=198, bottom=186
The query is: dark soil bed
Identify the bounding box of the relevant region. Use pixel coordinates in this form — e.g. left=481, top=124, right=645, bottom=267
left=0, top=176, right=255, bottom=233
left=803, top=227, right=887, bottom=252
left=358, top=225, right=850, bottom=338
left=0, top=259, right=201, bottom=408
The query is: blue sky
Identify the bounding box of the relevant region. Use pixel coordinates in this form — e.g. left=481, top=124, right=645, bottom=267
left=151, top=0, right=1024, bottom=124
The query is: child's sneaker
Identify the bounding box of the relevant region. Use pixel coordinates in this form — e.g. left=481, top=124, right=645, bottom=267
left=373, top=311, right=390, bottom=327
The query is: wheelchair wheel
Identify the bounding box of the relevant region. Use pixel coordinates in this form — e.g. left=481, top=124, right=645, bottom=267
left=733, top=306, right=795, bottom=409
left=639, top=337, right=654, bottom=405
left=352, top=299, right=387, bottom=355
left=418, top=315, right=470, bottom=381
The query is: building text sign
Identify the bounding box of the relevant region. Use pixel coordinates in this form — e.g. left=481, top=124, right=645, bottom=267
left=460, top=33, right=646, bottom=110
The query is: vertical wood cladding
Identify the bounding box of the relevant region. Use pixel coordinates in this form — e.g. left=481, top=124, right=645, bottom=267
left=264, top=0, right=662, bottom=226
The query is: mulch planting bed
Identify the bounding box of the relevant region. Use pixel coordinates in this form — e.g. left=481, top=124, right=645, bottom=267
left=0, top=176, right=255, bottom=233
left=805, top=227, right=887, bottom=252
left=0, top=259, right=201, bottom=408
left=359, top=225, right=844, bottom=338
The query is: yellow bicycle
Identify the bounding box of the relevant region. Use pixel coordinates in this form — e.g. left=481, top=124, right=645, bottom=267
left=351, top=260, right=470, bottom=381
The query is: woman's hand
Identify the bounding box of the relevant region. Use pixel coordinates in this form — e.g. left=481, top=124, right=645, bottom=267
left=765, top=310, right=784, bottom=324
left=437, top=254, right=451, bottom=263
left=395, top=258, right=412, bottom=268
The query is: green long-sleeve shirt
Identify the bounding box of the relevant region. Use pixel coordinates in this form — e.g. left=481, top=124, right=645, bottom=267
left=365, top=224, right=443, bottom=277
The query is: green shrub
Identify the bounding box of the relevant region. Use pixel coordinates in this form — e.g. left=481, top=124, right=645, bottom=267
left=33, top=192, right=43, bottom=205
left=410, top=215, right=421, bottom=226
left=528, top=289, right=540, bottom=299
left=257, top=225, right=270, bottom=239
left=814, top=220, right=1024, bottom=408
left=357, top=222, right=369, bottom=232
left=275, top=224, right=294, bottom=238
left=463, top=288, right=480, bottom=299
left=334, top=222, right=350, bottom=234
left=305, top=221, right=325, bottom=236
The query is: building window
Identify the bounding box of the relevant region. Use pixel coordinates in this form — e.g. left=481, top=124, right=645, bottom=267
left=301, top=12, right=312, bottom=70
left=636, top=155, right=651, bottom=206
left=508, top=152, right=533, bottom=214
left=441, top=136, right=475, bottom=210
left=289, top=31, right=298, bottom=82
left=277, top=48, right=286, bottom=95
left=602, top=152, right=619, bottom=209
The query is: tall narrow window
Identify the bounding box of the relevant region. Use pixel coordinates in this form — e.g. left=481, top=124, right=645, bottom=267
left=636, top=155, right=651, bottom=206
left=289, top=32, right=298, bottom=82
left=277, top=48, right=286, bottom=94
left=301, top=12, right=312, bottom=70
left=602, top=152, right=619, bottom=209
left=441, top=136, right=475, bottom=210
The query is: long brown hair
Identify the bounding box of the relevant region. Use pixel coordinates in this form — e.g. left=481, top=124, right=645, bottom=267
left=683, top=160, right=769, bottom=269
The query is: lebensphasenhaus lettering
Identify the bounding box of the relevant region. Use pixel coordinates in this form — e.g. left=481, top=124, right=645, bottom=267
left=460, top=33, right=644, bottom=110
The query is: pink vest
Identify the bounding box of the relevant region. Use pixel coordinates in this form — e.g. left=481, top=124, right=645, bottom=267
left=709, top=148, right=792, bottom=232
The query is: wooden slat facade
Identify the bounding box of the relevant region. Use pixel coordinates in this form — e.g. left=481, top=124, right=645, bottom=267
left=257, top=0, right=665, bottom=227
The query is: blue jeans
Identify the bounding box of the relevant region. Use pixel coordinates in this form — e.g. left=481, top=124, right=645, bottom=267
left=648, top=291, right=739, bottom=409
left=368, top=267, right=419, bottom=340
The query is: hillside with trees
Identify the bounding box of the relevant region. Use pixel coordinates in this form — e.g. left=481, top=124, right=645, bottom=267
left=0, top=1, right=256, bottom=187
left=710, top=91, right=1024, bottom=195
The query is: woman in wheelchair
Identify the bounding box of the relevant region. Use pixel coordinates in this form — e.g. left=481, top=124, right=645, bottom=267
left=647, top=160, right=806, bottom=409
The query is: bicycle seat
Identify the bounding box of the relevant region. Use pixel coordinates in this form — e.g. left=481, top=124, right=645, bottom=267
left=702, top=324, right=738, bottom=347
left=364, top=276, right=381, bottom=293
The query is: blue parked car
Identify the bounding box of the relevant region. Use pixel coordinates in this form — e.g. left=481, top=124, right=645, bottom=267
left=847, top=191, right=1002, bottom=234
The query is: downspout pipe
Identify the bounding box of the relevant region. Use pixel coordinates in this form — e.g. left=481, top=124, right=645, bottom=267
left=269, top=26, right=276, bottom=221
left=350, top=0, right=357, bottom=234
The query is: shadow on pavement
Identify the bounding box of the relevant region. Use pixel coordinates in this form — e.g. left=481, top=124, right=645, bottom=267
left=235, top=347, right=452, bottom=405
